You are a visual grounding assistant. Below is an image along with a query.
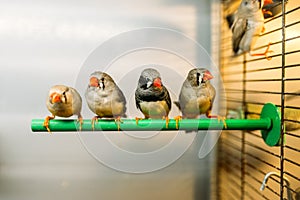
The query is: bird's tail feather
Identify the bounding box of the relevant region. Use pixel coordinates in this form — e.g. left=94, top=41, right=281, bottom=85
left=173, top=101, right=181, bottom=110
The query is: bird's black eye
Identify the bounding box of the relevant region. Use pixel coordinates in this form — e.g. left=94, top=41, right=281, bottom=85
left=100, top=77, right=105, bottom=89
left=244, top=1, right=248, bottom=5
left=196, top=73, right=200, bottom=86
left=62, top=91, right=67, bottom=103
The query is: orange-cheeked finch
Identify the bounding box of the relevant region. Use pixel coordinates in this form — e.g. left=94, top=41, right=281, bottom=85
left=85, top=71, right=127, bottom=130
left=135, top=68, right=172, bottom=128
left=44, top=85, right=83, bottom=132
left=174, top=68, right=226, bottom=129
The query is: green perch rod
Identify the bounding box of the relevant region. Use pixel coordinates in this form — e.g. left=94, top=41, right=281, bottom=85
left=31, top=103, right=281, bottom=147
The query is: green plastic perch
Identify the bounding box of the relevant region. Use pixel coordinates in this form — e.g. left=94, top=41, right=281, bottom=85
left=31, top=103, right=281, bottom=147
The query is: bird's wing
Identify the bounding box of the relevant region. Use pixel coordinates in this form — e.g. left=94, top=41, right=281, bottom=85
left=232, top=18, right=248, bottom=54
left=135, top=89, right=143, bottom=111
left=113, top=86, right=127, bottom=116
left=226, top=13, right=236, bottom=28
left=173, top=101, right=181, bottom=110
left=178, top=82, right=195, bottom=111
left=207, top=83, right=216, bottom=111
left=135, top=86, right=172, bottom=111
left=163, top=86, right=172, bottom=110
left=114, top=86, right=126, bottom=104
left=69, top=87, right=82, bottom=115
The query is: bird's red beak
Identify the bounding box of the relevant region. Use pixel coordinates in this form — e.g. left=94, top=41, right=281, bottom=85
left=50, top=93, right=62, bottom=104
left=89, top=77, right=99, bottom=87
left=204, top=70, right=214, bottom=81
left=153, top=78, right=162, bottom=88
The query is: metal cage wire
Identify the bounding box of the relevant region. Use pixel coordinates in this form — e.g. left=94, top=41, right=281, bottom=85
left=218, top=1, right=300, bottom=200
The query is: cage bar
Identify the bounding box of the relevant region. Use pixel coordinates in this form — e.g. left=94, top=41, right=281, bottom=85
left=218, top=0, right=300, bottom=199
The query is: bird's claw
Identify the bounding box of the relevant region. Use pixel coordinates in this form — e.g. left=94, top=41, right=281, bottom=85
left=208, top=114, right=227, bottom=129
left=265, top=50, right=274, bottom=61
left=44, top=122, right=51, bottom=133
left=174, top=116, right=182, bottom=129
left=114, top=117, right=122, bottom=131
left=43, top=115, right=54, bottom=133
left=251, top=42, right=273, bottom=60
left=135, top=117, right=143, bottom=125
left=91, top=116, right=99, bottom=131
left=217, top=116, right=227, bottom=129
left=264, top=43, right=274, bottom=60
left=163, top=116, right=170, bottom=129
left=77, top=115, right=83, bottom=131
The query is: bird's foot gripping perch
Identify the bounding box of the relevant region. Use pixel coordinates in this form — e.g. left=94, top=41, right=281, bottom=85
left=162, top=116, right=170, bottom=129
left=43, top=115, right=55, bottom=133
left=77, top=115, right=83, bottom=131
left=174, top=116, right=182, bottom=129
left=114, top=116, right=123, bottom=131
left=251, top=42, right=274, bottom=60
left=135, top=117, right=144, bottom=125
left=91, top=116, right=100, bottom=130
left=208, top=115, right=227, bottom=129
left=135, top=116, right=170, bottom=129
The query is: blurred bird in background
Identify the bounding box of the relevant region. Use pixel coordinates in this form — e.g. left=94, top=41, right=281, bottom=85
left=174, top=68, right=226, bottom=129
left=231, top=0, right=273, bottom=59
left=262, top=0, right=288, bottom=18
left=135, top=68, right=172, bottom=128
left=85, top=71, right=127, bottom=130
left=44, top=85, right=83, bottom=132
left=223, top=0, right=287, bottom=26
left=222, top=0, right=241, bottom=28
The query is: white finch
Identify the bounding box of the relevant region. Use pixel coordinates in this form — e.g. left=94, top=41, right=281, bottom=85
left=231, top=0, right=272, bottom=59
left=224, top=0, right=278, bottom=27
left=135, top=68, right=172, bottom=127
left=44, top=85, right=83, bottom=132
left=85, top=71, right=127, bottom=130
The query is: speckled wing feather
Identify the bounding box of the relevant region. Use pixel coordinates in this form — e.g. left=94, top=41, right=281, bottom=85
left=114, top=85, right=127, bottom=117
left=206, top=82, right=216, bottom=113
left=232, top=18, right=247, bottom=54
left=69, top=87, right=82, bottom=116
left=178, top=80, right=196, bottom=112
left=162, top=86, right=172, bottom=111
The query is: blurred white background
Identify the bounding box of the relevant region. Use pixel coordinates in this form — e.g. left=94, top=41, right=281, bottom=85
left=0, top=0, right=219, bottom=199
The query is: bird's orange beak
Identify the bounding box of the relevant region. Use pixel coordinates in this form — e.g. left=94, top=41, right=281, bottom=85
left=153, top=78, right=162, bottom=88
left=89, top=77, right=99, bottom=87
left=50, top=93, right=62, bottom=104
left=204, top=70, right=214, bottom=81
left=263, top=0, right=273, bottom=6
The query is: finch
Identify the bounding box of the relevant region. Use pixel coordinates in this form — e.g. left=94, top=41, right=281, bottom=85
left=231, top=0, right=272, bottom=59
left=44, top=85, right=83, bottom=132
left=174, top=68, right=215, bottom=119
left=85, top=71, right=127, bottom=130
left=135, top=68, right=172, bottom=127
left=174, top=68, right=226, bottom=129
